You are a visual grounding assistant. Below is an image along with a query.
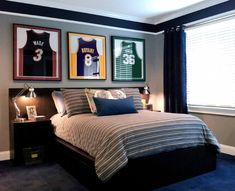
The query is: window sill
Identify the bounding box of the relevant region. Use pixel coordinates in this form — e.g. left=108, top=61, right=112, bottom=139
left=188, top=105, right=235, bottom=117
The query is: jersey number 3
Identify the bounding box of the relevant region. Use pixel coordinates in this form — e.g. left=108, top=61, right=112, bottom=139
left=33, top=48, right=43, bottom=62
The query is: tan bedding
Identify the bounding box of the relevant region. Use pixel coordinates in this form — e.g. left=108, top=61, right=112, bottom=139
left=51, top=110, right=219, bottom=182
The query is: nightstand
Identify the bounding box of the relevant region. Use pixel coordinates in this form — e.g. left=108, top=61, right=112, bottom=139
left=10, top=119, right=53, bottom=165
left=145, top=104, right=153, bottom=111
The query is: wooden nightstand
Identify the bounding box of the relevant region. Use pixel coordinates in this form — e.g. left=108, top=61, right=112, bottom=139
left=10, top=119, right=53, bottom=165
left=145, top=104, right=153, bottom=111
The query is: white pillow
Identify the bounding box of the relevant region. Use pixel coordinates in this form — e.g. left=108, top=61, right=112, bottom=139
left=51, top=91, right=66, bottom=116
left=109, top=89, right=126, bottom=99
left=85, top=89, right=113, bottom=113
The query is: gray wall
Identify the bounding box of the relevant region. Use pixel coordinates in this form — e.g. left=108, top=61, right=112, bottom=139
left=0, top=13, right=161, bottom=152
left=192, top=113, right=235, bottom=146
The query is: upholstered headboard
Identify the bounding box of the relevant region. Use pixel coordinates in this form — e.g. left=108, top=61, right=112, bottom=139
left=9, top=87, right=144, bottom=121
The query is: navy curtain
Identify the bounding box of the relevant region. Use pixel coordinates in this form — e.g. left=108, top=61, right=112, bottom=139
left=164, top=26, right=188, bottom=113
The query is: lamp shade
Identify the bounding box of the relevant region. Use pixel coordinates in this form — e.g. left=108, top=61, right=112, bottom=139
left=26, top=87, right=36, bottom=98
left=143, top=84, right=150, bottom=95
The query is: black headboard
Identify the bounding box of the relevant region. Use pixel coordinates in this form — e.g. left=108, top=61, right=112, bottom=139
left=9, top=87, right=144, bottom=121
left=9, top=88, right=59, bottom=121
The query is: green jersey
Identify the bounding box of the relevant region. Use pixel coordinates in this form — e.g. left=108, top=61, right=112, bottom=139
left=115, top=41, right=142, bottom=80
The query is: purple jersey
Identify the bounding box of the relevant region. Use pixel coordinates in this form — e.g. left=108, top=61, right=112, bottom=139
left=77, top=38, right=99, bottom=77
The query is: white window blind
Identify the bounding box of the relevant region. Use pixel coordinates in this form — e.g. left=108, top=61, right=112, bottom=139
left=186, top=17, right=235, bottom=114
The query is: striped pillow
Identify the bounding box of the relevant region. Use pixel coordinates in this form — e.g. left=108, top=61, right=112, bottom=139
left=61, top=89, right=91, bottom=117
left=122, top=88, right=143, bottom=110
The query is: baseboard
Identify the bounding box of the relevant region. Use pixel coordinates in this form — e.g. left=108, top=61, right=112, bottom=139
left=220, top=144, right=235, bottom=156
left=0, top=151, right=10, bottom=161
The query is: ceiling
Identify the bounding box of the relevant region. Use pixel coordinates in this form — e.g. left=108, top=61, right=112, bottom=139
left=8, top=0, right=229, bottom=24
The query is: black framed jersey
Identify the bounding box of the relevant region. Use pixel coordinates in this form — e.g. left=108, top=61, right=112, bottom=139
left=19, top=30, right=56, bottom=76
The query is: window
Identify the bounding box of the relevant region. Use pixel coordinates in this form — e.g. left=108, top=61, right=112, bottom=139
left=186, top=16, right=235, bottom=116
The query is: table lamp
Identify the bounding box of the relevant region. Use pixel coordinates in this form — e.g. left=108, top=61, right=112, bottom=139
left=12, top=83, right=36, bottom=121
left=143, top=84, right=150, bottom=96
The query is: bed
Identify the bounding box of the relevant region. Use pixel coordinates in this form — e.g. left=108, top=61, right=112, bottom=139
left=8, top=88, right=220, bottom=191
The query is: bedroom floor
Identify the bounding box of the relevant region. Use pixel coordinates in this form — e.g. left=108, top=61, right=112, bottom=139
left=0, top=154, right=234, bottom=191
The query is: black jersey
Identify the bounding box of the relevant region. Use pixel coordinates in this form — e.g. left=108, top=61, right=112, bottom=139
left=21, top=30, right=55, bottom=76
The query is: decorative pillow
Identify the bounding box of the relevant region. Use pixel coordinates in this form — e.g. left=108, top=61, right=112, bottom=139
left=109, top=89, right=126, bottom=99
left=51, top=91, right=66, bottom=116
left=85, top=89, right=113, bottom=113
left=93, top=96, right=138, bottom=116
left=122, top=88, right=143, bottom=110
left=61, top=89, right=91, bottom=117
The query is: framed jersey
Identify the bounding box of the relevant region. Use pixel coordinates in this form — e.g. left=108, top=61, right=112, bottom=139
left=13, top=24, right=61, bottom=81
left=111, top=36, right=145, bottom=81
left=68, top=32, right=106, bottom=80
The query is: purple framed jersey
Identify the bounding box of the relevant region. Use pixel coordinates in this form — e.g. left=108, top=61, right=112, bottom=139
left=76, top=38, right=99, bottom=77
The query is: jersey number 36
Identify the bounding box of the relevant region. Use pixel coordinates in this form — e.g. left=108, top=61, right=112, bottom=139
left=123, top=54, right=135, bottom=65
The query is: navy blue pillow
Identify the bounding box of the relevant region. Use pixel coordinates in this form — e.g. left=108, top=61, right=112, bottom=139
left=93, top=96, right=138, bottom=116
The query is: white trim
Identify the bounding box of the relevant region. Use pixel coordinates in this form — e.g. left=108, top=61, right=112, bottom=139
left=188, top=105, right=235, bottom=117
left=0, top=151, right=10, bottom=161
left=0, top=11, right=156, bottom=35
left=220, top=144, right=235, bottom=156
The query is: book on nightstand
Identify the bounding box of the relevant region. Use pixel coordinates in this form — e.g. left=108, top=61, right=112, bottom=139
left=34, top=115, right=46, bottom=121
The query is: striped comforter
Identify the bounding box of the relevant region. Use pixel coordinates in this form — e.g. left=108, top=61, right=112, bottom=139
left=51, top=110, right=220, bottom=182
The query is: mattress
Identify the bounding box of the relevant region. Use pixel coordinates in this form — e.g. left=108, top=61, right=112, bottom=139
left=51, top=110, right=220, bottom=182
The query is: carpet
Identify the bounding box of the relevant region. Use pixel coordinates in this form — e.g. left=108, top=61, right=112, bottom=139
left=155, top=154, right=235, bottom=191
left=0, top=154, right=234, bottom=191
left=0, top=161, right=87, bottom=191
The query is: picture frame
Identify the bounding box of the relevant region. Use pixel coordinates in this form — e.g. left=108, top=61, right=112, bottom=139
left=67, top=32, right=106, bottom=80
left=13, top=24, right=61, bottom=81
left=111, top=36, right=145, bottom=81
left=26, top=105, right=37, bottom=120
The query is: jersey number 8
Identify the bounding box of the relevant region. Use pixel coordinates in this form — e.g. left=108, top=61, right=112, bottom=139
left=85, top=54, right=92, bottom=66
